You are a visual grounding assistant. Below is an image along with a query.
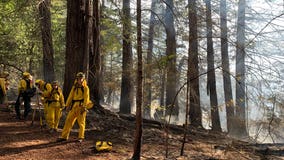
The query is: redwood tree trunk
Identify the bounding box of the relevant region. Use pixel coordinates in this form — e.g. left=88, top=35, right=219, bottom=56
left=164, top=0, right=179, bottom=118
left=144, top=0, right=158, bottom=119
left=188, top=0, right=202, bottom=127
left=235, top=0, right=248, bottom=137
left=220, top=0, right=235, bottom=134
left=39, top=0, right=55, bottom=82
left=132, top=0, right=142, bottom=158
left=119, top=0, right=133, bottom=114
left=64, top=0, right=90, bottom=98
left=205, top=0, right=221, bottom=132
left=89, top=0, right=102, bottom=106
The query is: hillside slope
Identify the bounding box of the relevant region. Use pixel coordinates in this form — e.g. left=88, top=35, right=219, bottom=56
left=0, top=105, right=281, bottom=160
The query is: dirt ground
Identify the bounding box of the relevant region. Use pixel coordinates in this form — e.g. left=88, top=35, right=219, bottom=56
left=0, top=105, right=282, bottom=160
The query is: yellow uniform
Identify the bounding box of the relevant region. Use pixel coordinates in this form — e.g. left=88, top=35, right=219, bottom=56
left=15, top=72, right=34, bottom=119
left=0, top=78, right=7, bottom=104
left=59, top=72, right=91, bottom=142
left=35, top=79, right=52, bottom=126
left=46, top=84, right=65, bottom=131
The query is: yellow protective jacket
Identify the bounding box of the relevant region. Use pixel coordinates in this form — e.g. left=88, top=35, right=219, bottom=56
left=47, top=87, right=65, bottom=107
left=37, top=80, right=52, bottom=98
left=18, top=78, right=33, bottom=94
left=65, top=80, right=90, bottom=108
left=0, top=78, right=7, bottom=95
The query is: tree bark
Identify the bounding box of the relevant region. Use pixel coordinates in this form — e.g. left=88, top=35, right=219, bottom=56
left=64, top=0, right=90, bottom=98
left=132, top=0, right=142, bottom=158
left=235, top=0, right=248, bottom=137
left=164, top=0, right=179, bottom=118
left=89, top=0, right=102, bottom=106
left=119, top=0, right=133, bottom=114
left=220, top=0, right=235, bottom=134
left=144, top=0, right=158, bottom=119
left=39, top=0, right=55, bottom=82
left=188, top=0, right=202, bottom=127
left=205, top=0, right=221, bottom=132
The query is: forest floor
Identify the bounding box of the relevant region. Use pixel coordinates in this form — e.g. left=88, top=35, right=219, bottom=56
left=0, top=103, right=283, bottom=160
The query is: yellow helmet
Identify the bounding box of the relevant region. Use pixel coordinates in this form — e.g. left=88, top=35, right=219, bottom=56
left=23, top=72, right=31, bottom=78
left=35, top=79, right=42, bottom=85
left=76, top=72, right=85, bottom=79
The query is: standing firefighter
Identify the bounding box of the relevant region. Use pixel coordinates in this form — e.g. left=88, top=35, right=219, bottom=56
left=46, top=81, right=65, bottom=133
left=0, top=71, right=9, bottom=104
left=35, top=79, right=52, bottom=127
left=57, top=72, right=93, bottom=143
left=15, top=72, right=36, bottom=120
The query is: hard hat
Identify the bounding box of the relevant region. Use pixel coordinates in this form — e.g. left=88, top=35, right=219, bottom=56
left=23, top=72, right=31, bottom=78
left=76, top=72, right=85, bottom=79
left=35, top=79, right=42, bottom=85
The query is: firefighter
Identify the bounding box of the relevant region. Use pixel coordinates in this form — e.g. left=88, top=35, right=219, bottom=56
left=15, top=72, right=35, bottom=120
left=35, top=79, right=52, bottom=127
left=46, top=81, right=65, bottom=133
left=0, top=71, right=9, bottom=104
left=57, top=72, right=91, bottom=143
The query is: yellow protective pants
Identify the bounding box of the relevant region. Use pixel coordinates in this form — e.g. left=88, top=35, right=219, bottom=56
left=43, top=102, right=50, bottom=126
left=47, top=102, right=62, bottom=130
left=60, top=103, right=86, bottom=140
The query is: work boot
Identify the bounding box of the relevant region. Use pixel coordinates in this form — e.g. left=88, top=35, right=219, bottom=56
left=77, top=138, right=83, bottom=143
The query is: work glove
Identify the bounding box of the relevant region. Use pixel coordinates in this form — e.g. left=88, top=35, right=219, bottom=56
left=60, top=105, right=65, bottom=110
left=80, top=106, right=88, bottom=114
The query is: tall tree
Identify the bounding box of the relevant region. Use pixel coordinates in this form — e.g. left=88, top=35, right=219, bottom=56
left=132, top=0, right=143, bottom=158
left=64, top=0, right=91, bottom=97
left=205, top=0, right=221, bottom=132
left=39, top=0, right=55, bottom=82
left=235, top=0, right=248, bottom=137
left=144, top=0, right=158, bottom=119
left=188, top=0, right=202, bottom=127
left=164, top=0, right=179, bottom=118
left=220, top=0, right=235, bottom=134
left=119, top=0, right=133, bottom=114
left=89, top=0, right=102, bottom=106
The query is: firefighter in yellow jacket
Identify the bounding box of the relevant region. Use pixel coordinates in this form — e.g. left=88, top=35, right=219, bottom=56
left=0, top=71, right=9, bottom=104
left=35, top=79, right=52, bottom=127
left=46, top=81, right=65, bottom=132
left=15, top=72, right=35, bottom=120
left=57, top=72, right=92, bottom=142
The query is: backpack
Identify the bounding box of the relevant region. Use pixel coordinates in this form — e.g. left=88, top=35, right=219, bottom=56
left=94, top=141, right=112, bottom=152
left=23, top=79, right=36, bottom=97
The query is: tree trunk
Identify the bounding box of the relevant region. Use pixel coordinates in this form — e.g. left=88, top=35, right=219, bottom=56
left=220, top=0, right=235, bottom=134
left=64, top=0, right=90, bottom=98
left=39, top=0, right=55, bottom=82
left=144, top=0, right=158, bottom=119
left=188, top=0, right=202, bottom=127
left=235, top=0, right=248, bottom=137
left=119, top=0, right=133, bottom=114
left=205, top=0, right=221, bottom=132
left=132, top=0, right=142, bottom=158
left=164, top=0, right=179, bottom=119
left=89, top=0, right=102, bottom=106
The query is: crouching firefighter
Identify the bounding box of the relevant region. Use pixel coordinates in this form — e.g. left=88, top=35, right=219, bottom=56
left=57, top=72, right=93, bottom=143
left=35, top=79, right=52, bottom=127
left=46, top=81, right=65, bottom=133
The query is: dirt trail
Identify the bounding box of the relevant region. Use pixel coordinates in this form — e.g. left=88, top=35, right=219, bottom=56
left=0, top=109, right=131, bottom=160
